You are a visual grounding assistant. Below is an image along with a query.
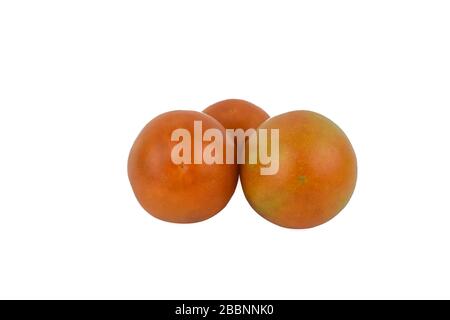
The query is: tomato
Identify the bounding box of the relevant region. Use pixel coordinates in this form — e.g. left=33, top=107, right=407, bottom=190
left=128, top=110, right=238, bottom=223
left=203, top=99, right=269, bottom=132
left=240, top=110, right=357, bottom=229
left=204, top=99, right=270, bottom=165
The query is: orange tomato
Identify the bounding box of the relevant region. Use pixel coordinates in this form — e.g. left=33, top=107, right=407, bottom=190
left=204, top=99, right=270, bottom=166
left=128, top=110, right=238, bottom=223
left=240, top=110, right=357, bottom=229
left=203, top=99, right=269, bottom=131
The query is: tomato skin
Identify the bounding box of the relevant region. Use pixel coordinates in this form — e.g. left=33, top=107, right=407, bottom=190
left=240, top=110, right=357, bottom=229
left=128, top=110, right=238, bottom=223
left=203, top=99, right=269, bottom=131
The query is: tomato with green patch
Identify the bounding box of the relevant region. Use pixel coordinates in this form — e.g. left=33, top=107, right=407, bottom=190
left=240, top=110, right=357, bottom=229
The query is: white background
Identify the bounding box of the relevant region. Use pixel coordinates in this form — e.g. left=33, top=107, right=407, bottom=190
left=1, top=1, right=449, bottom=299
